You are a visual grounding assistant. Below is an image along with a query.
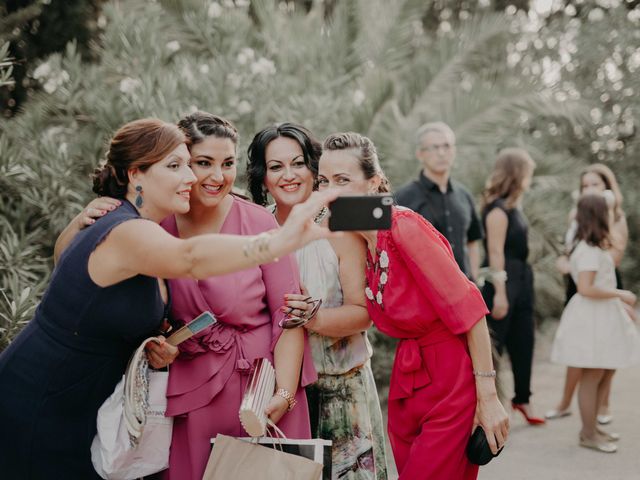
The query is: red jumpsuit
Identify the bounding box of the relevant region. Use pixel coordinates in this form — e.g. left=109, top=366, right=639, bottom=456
left=365, top=209, right=489, bottom=480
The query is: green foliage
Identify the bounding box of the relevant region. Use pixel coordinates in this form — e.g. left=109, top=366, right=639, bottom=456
left=0, top=42, right=14, bottom=88
left=2, top=0, right=637, bottom=391
left=0, top=0, right=104, bottom=116
left=0, top=276, right=45, bottom=352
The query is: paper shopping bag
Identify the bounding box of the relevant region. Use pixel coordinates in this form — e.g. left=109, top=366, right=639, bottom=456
left=210, top=435, right=333, bottom=479
left=203, top=434, right=323, bottom=480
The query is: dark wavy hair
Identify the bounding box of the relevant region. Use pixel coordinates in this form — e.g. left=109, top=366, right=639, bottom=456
left=246, top=123, right=322, bottom=206
left=322, top=132, right=391, bottom=193
left=92, top=118, right=185, bottom=197
left=177, top=111, right=238, bottom=147
left=575, top=193, right=610, bottom=249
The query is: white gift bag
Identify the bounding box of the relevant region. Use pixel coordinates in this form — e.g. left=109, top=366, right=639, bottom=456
left=91, top=337, right=173, bottom=480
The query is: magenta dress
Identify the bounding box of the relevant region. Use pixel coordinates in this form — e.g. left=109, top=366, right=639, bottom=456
left=161, top=196, right=317, bottom=480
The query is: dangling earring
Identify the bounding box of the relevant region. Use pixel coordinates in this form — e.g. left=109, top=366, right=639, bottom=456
left=135, top=185, right=144, bottom=208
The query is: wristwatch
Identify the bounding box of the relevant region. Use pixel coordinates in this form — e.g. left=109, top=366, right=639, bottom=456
left=275, top=388, right=297, bottom=411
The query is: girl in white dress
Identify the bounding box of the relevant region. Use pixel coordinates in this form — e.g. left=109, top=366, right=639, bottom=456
left=547, top=164, right=631, bottom=424
left=551, top=193, right=639, bottom=453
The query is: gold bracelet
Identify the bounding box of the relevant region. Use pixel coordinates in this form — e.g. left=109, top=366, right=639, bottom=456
left=242, top=231, right=279, bottom=264
left=275, top=387, right=297, bottom=411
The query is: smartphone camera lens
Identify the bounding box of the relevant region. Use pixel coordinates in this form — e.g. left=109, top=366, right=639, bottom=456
left=381, top=196, right=393, bottom=206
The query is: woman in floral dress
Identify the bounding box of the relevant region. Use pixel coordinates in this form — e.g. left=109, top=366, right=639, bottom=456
left=247, top=123, right=388, bottom=479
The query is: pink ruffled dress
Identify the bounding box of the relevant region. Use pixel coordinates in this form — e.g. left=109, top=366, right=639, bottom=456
left=161, top=196, right=317, bottom=480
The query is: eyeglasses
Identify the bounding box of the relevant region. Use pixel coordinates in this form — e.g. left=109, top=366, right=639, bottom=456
left=279, top=298, right=323, bottom=329
left=419, top=143, right=453, bottom=153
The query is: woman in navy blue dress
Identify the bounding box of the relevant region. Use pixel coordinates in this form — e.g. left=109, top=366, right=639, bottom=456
left=0, top=118, right=335, bottom=479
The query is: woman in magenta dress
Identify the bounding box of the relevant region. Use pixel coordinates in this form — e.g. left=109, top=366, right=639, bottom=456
left=316, top=132, right=509, bottom=479
left=161, top=113, right=316, bottom=480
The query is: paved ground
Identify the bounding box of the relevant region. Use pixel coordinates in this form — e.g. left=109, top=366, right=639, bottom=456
left=384, top=321, right=640, bottom=479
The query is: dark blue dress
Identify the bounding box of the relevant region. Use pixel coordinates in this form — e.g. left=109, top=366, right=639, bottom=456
left=0, top=201, right=165, bottom=479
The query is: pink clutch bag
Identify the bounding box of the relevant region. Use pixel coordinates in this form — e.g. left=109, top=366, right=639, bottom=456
left=239, top=358, right=276, bottom=437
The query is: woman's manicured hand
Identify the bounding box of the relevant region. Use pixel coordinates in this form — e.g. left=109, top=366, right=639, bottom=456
left=265, top=394, right=289, bottom=424
left=274, top=190, right=340, bottom=253
left=474, top=390, right=509, bottom=454
left=78, top=197, right=121, bottom=227
left=145, top=336, right=179, bottom=369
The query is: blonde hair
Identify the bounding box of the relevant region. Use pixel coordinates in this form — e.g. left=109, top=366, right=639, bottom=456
left=483, top=148, right=535, bottom=209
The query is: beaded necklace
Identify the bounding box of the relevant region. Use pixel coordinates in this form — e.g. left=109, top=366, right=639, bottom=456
left=270, top=205, right=328, bottom=225
left=365, top=248, right=389, bottom=309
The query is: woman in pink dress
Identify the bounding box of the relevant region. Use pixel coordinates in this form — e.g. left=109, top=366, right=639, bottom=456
left=315, top=132, right=510, bottom=480
left=160, top=112, right=316, bottom=479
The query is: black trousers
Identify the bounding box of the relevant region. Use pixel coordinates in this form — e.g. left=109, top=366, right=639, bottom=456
left=483, top=260, right=535, bottom=405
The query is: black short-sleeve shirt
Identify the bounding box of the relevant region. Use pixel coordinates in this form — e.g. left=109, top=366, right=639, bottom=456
left=394, top=172, right=484, bottom=276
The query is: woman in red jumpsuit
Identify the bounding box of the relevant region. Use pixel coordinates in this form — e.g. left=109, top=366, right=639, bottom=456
left=316, top=132, right=510, bottom=479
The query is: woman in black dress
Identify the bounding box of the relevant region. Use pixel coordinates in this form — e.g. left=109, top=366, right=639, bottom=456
left=0, top=118, right=335, bottom=478
left=481, top=148, right=545, bottom=425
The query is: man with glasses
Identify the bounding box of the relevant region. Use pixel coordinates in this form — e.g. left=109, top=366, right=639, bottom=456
left=395, top=121, right=483, bottom=280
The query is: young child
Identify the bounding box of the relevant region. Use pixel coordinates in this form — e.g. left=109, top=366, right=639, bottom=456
left=551, top=193, right=639, bottom=453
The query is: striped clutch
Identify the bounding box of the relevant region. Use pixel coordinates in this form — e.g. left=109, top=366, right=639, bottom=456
left=239, top=358, right=276, bottom=437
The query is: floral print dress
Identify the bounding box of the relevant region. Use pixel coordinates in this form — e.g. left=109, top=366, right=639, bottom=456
left=296, top=238, right=388, bottom=480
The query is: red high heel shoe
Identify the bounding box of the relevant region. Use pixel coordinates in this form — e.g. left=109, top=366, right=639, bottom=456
left=512, top=402, right=546, bottom=425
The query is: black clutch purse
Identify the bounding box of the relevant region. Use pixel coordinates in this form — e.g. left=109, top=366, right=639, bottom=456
left=466, top=426, right=504, bottom=465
